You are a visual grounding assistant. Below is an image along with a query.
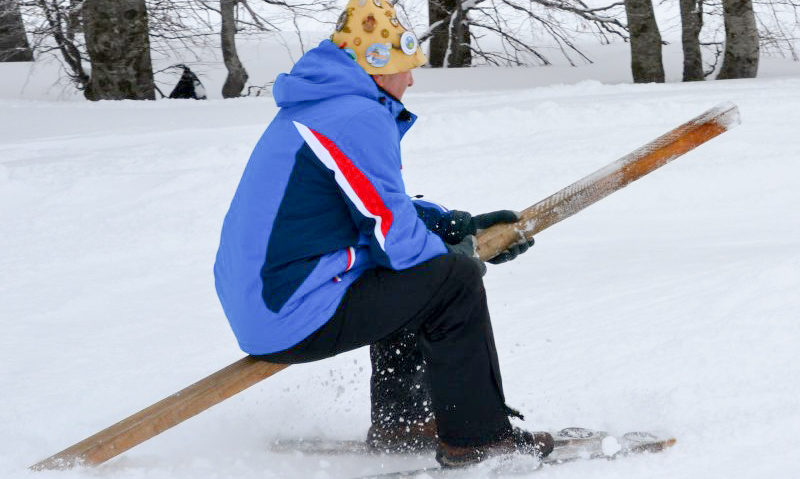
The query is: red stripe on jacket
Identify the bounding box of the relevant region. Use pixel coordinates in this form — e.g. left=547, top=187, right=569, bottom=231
left=309, top=129, right=394, bottom=239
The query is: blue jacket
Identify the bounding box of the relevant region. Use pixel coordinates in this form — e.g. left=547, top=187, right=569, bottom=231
left=214, top=40, right=450, bottom=355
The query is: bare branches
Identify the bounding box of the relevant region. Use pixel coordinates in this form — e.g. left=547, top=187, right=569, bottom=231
left=26, top=0, right=89, bottom=89
left=753, top=0, right=800, bottom=58
left=235, top=0, right=337, bottom=34
left=701, top=40, right=724, bottom=76
left=416, top=0, right=627, bottom=67
left=16, top=0, right=339, bottom=94
left=679, top=0, right=799, bottom=78
left=420, top=0, right=797, bottom=69
left=18, top=0, right=219, bottom=90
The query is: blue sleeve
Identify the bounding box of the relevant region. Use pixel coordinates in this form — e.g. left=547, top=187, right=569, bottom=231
left=412, top=198, right=447, bottom=229
left=293, top=109, right=447, bottom=270
left=412, top=198, right=473, bottom=245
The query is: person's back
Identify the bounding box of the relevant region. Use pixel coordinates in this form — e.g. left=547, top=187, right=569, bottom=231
left=215, top=40, right=444, bottom=354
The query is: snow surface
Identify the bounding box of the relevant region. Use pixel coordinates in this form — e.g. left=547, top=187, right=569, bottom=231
left=2, top=54, right=800, bottom=479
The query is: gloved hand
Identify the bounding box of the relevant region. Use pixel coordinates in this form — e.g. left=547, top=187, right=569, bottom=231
left=440, top=209, right=519, bottom=245
left=445, top=235, right=486, bottom=276
left=488, top=237, right=535, bottom=265
left=472, top=210, right=535, bottom=265
left=471, top=210, right=520, bottom=232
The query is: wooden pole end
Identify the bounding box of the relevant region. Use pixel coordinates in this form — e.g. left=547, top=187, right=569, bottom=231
left=706, top=102, right=740, bottom=131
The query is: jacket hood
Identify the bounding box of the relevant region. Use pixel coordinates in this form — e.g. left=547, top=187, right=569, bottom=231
left=273, top=40, right=381, bottom=108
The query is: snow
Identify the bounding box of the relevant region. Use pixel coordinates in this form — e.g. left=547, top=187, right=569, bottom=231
left=601, top=436, right=621, bottom=457
left=2, top=46, right=800, bottom=479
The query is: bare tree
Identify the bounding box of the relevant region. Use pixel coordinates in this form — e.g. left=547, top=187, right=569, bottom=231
left=146, top=0, right=217, bottom=59
left=1, top=0, right=33, bottom=60
left=82, top=0, right=155, bottom=100
left=197, top=0, right=337, bottom=96
left=717, top=0, right=759, bottom=78
left=18, top=0, right=337, bottom=97
left=680, top=0, right=704, bottom=80
left=19, top=0, right=219, bottom=95
left=428, top=0, right=471, bottom=67
left=754, top=0, right=800, bottom=61
left=420, top=0, right=628, bottom=67
left=679, top=0, right=793, bottom=79
left=220, top=0, right=247, bottom=97
left=624, top=0, right=664, bottom=82
left=22, top=0, right=90, bottom=90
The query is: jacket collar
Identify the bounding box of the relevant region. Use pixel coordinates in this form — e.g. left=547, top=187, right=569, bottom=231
left=376, top=86, right=417, bottom=140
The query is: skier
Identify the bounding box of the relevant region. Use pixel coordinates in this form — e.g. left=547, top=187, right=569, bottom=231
left=213, top=0, right=551, bottom=468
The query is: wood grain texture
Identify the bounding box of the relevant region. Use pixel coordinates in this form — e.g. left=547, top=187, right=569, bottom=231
left=476, top=102, right=740, bottom=261
left=31, top=357, right=288, bottom=470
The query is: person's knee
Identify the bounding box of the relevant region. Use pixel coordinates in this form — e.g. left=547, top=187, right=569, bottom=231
left=412, top=254, right=489, bottom=341
left=448, top=254, right=484, bottom=288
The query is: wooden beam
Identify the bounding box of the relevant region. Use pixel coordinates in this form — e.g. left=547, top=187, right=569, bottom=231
left=30, top=357, right=288, bottom=470
left=477, top=102, right=740, bottom=261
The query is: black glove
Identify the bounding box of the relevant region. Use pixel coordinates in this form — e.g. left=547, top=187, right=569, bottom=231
left=488, top=237, right=535, bottom=265
left=445, top=235, right=486, bottom=276
left=439, top=210, right=473, bottom=244
left=471, top=210, right=520, bottom=232
left=435, top=209, right=519, bottom=245
left=472, top=210, right=535, bottom=265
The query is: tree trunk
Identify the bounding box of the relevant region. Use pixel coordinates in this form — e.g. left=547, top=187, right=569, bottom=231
left=717, top=0, right=759, bottom=79
left=679, top=0, right=704, bottom=81
left=624, top=0, right=665, bottom=83
left=66, top=0, right=83, bottom=38
left=428, top=0, right=471, bottom=68
left=0, top=0, right=33, bottom=61
left=82, top=0, right=155, bottom=100
left=221, top=0, right=247, bottom=98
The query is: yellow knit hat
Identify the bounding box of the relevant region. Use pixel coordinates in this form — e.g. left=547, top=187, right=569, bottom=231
left=331, top=0, right=427, bottom=75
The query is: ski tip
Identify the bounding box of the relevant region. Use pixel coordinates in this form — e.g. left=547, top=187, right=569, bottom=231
left=620, top=431, right=677, bottom=454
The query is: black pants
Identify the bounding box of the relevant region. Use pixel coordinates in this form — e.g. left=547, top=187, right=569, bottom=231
left=258, top=254, right=512, bottom=447
left=370, top=328, right=432, bottom=431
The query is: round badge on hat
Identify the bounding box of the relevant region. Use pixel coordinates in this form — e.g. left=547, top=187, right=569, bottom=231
left=365, top=43, right=391, bottom=68
left=400, top=31, right=418, bottom=55
left=362, top=14, right=376, bottom=33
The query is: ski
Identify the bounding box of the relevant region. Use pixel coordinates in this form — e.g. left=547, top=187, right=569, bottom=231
left=270, top=437, right=375, bottom=456
left=269, top=427, right=611, bottom=457
left=270, top=427, right=676, bottom=478
left=355, top=429, right=675, bottom=478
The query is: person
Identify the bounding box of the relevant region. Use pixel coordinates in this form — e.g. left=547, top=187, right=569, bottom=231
left=213, top=0, right=550, bottom=467
left=168, top=65, right=207, bottom=100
